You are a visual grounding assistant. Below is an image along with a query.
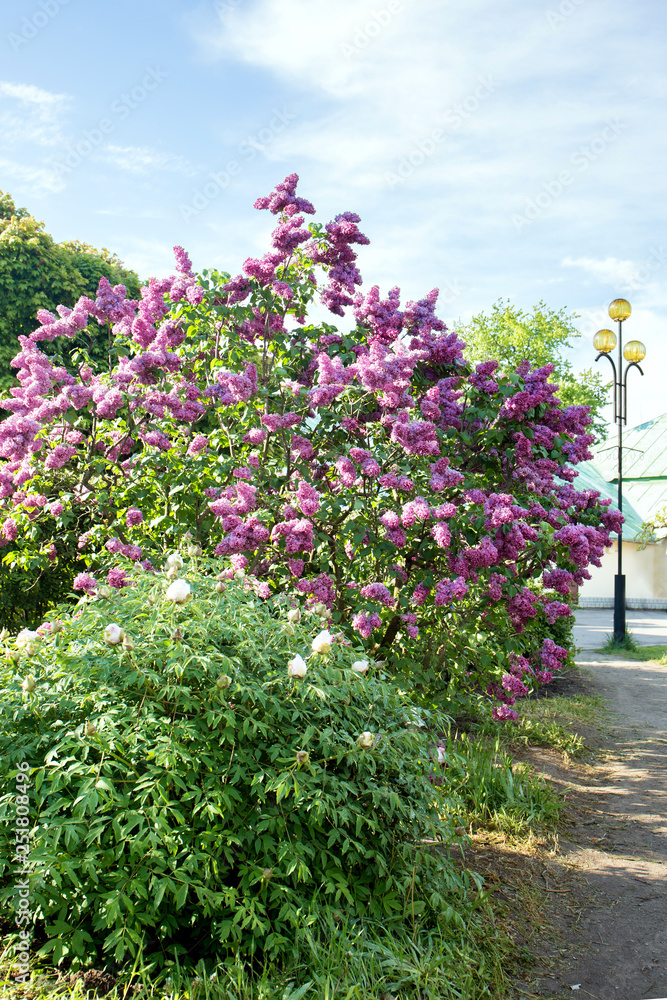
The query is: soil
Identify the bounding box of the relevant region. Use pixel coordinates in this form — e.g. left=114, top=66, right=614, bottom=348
left=466, top=650, right=667, bottom=1000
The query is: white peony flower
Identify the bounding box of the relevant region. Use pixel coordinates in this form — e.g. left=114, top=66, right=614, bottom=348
left=311, top=629, right=333, bottom=655
left=356, top=731, right=374, bottom=749
left=104, top=624, right=125, bottom=645
left=165, top=579, right=191, bottom=604
left=287, top=654, right=308, bottom=678
left=16, top=629, right=39, bottom=649
left=166, top=552, right=184, bottom=570
left=21, top=674, right=36, bottom=693
left=287, top=608, right=301, bottom=624
left=352, top=659, right=369, bottom=674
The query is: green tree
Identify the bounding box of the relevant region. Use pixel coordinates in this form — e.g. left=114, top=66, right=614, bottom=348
left=0, top=190, right=141, bottom=388
left=457, top=300, right=610, bottom=440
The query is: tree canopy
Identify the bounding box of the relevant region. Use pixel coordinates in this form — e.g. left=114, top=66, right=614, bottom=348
left=0, top=190, right=140, bottom=388
left=457, top=300, right=610, bottom=440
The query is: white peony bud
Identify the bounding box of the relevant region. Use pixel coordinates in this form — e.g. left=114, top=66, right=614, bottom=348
left=104, top=624, right=124, bottom=645
left=311, top=629, right=333, bottom=655
left=287, top=608, right=301, bottom=624
left=234, top=569, right=245, bottom=580
left=21, top=674, right=36, bottom=693
left=356, top=731, right=374, bottom=749
left=165, top=579, right=191, bottom=604
left=16, top=629, right=39, bottom=649
left=287, top=654, right=308, bottom=678
left=187, top=543, right=202, bottom=557
left=166, top=566, right=179, bottom=581
left=122, top=635, right=136, bottom=652
left=97, top=585, right=113, bottom=600
left=352, top=659, right=369, bottom=674
left=436, top=744, right=447, bottom=763
left=84, top=720, right=97, bottom=736
left=215, top=674, right=231, bottom=690
left=284, top=623, right=295, bottom=636
left=5, top=647, right=20, bottom=663
left=295, top=750, right=310, bottom=766
left=166, top=552, right=184, bottom=570
left=215, top=581, right=227, bottom=594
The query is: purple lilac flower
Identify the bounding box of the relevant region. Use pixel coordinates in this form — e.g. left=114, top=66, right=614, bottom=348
left=126, top=507, right=144, bottom=527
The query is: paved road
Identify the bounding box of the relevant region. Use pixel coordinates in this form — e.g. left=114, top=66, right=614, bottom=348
left=574, top=608, right=667, bottom=649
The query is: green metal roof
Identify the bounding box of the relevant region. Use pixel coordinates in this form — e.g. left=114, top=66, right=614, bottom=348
left=570, top=460, right=646, bottom=540
left=590, top=412, right=667, bottom=525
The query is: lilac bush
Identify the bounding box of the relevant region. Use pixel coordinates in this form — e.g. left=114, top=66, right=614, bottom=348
left=0, top=174, right=621, bottom=717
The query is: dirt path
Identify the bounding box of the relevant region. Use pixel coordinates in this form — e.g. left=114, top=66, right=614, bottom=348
left=520, top=651, right=667, bottom=999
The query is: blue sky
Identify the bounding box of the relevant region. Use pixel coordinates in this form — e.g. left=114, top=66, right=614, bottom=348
left=1, top=0, right=666, bottom=427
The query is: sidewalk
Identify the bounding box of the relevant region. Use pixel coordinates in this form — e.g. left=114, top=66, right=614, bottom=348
left=573, top=607, right=667, bottom=649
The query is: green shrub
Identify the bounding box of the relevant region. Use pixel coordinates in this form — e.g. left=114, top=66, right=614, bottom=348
left=0, top=559, right=459, bottom=973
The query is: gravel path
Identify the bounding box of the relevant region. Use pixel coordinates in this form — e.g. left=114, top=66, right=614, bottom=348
left=532, top=649, right=667, bottom=999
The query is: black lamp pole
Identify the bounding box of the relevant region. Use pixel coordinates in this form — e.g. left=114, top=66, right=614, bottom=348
left=593, top=299, right=646, bottom=643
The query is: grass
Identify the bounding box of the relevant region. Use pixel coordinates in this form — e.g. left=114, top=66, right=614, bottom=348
left=0, top=893, right=517, bottom=1000
left=461, top=685, right=607, bottom=759
left=599, top=630, right=641, bottom=653
left=597, top=641, right=667, bottom=663
left=439, top=732, right=563, bottom=836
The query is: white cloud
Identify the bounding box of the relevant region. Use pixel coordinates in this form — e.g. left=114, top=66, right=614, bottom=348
left=0, top=156, right=65, bottom=194
left=0, top=80, right=70, bottom=146
left=99, top=144, right=196, bottom=176
left=561, top=256, right=640, bottom=287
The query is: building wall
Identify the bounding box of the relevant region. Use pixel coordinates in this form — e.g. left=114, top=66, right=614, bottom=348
left=578, top=538, right=667, bottom=609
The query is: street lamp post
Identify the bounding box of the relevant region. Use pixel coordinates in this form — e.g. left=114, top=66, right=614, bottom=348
left=593, top=299, right=646, bottom=643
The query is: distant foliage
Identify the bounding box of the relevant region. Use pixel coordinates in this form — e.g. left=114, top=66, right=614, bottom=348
left=0, top=191, right=140, bottom=389
left=457, top=300, right=610, bottom=440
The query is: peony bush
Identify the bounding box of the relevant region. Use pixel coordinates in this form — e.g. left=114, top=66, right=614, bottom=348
left=0, top=560, right=459, bottom=969
left=0, top=173, right=621, bottom=716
